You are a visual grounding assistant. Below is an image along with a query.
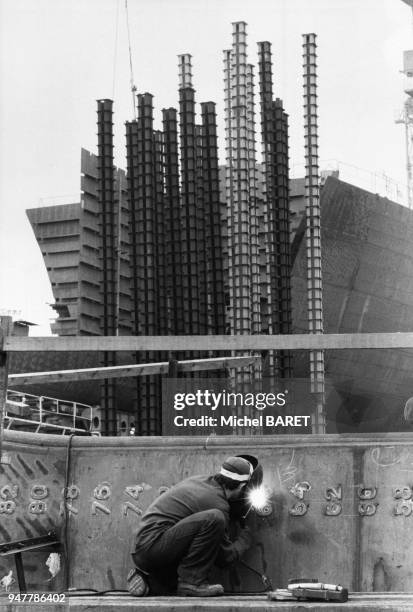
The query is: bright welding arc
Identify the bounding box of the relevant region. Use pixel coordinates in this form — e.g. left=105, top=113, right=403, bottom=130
left=247, top=486, right=270, bottom=511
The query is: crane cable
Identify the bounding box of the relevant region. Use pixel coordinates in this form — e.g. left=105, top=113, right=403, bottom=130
left=125, top=0, right=137, bottom=119
left=112, top=0, right=120, bottom=100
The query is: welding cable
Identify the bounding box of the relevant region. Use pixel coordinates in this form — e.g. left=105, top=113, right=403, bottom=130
left=64, top=587, right=268, bottom=597
left=62, top=433, right=75, bottom=591
left=64, top=589, right=131, bottom=597
left=63, top=560, right=271, bottom=597
left=221, top=559, right=272, bottom=594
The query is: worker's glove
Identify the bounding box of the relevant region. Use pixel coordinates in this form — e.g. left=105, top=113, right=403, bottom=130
left=233, top=526, right=253, bottom=559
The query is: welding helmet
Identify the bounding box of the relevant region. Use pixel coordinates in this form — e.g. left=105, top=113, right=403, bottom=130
left=235, top=454, right=263, bottom=488
left=229, top=454, right=263, bottom=521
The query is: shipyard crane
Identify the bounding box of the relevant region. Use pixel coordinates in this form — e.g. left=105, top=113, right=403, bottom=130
left=396, top=0, right=413, bottom=208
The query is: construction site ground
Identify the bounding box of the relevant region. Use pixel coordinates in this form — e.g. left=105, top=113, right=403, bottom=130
left=1, top=593, right=413, bottom=611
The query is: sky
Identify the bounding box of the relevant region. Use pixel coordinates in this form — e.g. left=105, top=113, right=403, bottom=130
left=0, top=0, right=411, bottom=335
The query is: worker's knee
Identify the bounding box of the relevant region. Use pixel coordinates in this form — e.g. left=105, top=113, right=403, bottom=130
left=203, top=508, right=226, bottom=529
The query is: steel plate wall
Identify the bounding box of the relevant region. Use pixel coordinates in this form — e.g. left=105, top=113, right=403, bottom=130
left=0, top=435, right=67, bottom=592
left=0, top=431, right=412, bottom=593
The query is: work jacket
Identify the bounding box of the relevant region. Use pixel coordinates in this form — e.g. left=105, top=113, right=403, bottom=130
left=134, top=474, right=250, bottom=565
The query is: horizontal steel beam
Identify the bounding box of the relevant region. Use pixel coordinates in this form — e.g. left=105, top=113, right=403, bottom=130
left=8, top=355, right=261, bottom=386
left=4, top=333, right=413, bottom=352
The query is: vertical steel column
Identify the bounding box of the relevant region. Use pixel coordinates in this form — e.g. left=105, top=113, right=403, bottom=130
left=257, top=41, right=275, bottom=384
left=126, top=120, right=139, bottom=336
left=135, top=94, right=157, bottom=337
left=127, top=93, right=159, bottom=435
left=178, top=54, right=201, bottom=335
left=139, top=92, right=158, bottom=435
left=201, top=102, right=226, bottom=335
left=257, top=42, right=275, bottom=338
left=153, top=128, right=166, bottom=433
left=273, top=98, right=293, bottom=376
left=153, top=129, right=167, bottom=337
left=97, top=99, right=117, bottom=436
left=125, top=118, right=142, bottom=434
left=225, top=23, right=257, bottom=431
left=162, top=108, right=184, bottom=335
left=195, top=123, right=208, bottom=334
left=114, top=166, right=131, bottom=336
left=246, top=63, right=261, bottom=335
left=303, top=33, right=325, bottom=433
left=223, top=48, right=234, bottom=333
left=257, top=43, right=293, bottom=380
left=229, top=22, right=251, bottom=336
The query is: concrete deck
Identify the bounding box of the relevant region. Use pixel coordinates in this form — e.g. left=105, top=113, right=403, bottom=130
left=1, top=592, right=413, bottom=611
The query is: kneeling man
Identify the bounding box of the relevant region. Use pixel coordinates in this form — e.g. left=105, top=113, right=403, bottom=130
left=127, top=456, right=254, bottom=597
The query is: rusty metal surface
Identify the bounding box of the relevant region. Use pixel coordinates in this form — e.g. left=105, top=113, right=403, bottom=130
left=1, top=431, right=413, bottom=594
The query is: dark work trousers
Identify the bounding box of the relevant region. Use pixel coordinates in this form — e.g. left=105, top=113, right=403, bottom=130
left=132, top=508, right=226, bottom=593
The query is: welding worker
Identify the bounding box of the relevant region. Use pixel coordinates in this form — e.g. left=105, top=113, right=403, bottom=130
left=127, top=456, right=254, bottom=597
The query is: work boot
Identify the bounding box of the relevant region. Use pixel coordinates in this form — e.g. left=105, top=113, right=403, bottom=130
left=126, top=567, right=149, bottom=596
left=177, top=581, right=224, bottom=597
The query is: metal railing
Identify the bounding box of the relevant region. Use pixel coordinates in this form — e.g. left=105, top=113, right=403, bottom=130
left=5, top=390, right=94, bottom=435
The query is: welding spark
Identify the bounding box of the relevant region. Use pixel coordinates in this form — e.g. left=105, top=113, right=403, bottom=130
left=248, top=486, right=269, bottom=510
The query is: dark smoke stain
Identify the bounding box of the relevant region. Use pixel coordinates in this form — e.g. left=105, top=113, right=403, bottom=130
left=35, top=460, right=48, bottom=475
left=256, top=541, right=267, bottom=574
left=288, top=529, right=314, bottom=546
left=16, top=455, right=35, bottom=478
left=0, top=525, right=11, bottom=541
left=373, top=557, right=391, bottom=591
left=16, top=518, right=35, bottom=539
left=106, top=567, right=116, bottom=590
